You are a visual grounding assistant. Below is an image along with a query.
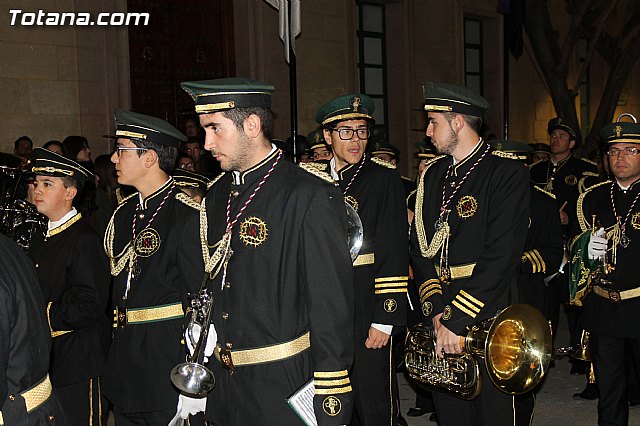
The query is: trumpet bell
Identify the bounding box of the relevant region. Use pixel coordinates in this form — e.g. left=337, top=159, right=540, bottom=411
left=345, top=203, right=363, bottom=261
left=170, top=362, right=216, bottom=396
left=570, top=330, right=591, bottom=361
left=483, top=304, right=552, bottom=395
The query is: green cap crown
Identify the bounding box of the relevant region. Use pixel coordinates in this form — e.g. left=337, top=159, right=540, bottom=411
left=306, top=128, right=327, bottom=150
left=31, top=147, right=93, bottom=187
left=529, top=143, right=550, bottom=154
left=113, top=109, right=186, bottom=149
left=600, top=117, right=640, bottom=145
left=422, top=82, right=489, bottom=118
left=315, top=94, right=375, bottom=126
left=547, top=117, right=577, bottom=141
left=181, top=77, right=275, bottom=114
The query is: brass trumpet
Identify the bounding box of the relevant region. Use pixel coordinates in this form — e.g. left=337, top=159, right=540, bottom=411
left=170, top=288, right=216, bottom=397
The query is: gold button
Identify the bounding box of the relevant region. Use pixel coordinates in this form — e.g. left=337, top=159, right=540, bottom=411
left=35, top=263, right=39, bottom=268
left=226, top=342, right=233, bottom=349
left=47, top=415, right=55, bottom=422
left=8, top=394, right=15, bottom=401
left=231, top=190, right=239, bottom=198
left=138, top=214, right=145, bottom=219
left=222, top=312, right=229, bottom=320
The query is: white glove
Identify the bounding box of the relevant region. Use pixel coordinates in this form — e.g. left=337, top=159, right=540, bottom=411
left=185, top=323, right=217, bottom=364
left=588, top=228, right=607, bottom=260
left=170, top=394, right=206, bottom=422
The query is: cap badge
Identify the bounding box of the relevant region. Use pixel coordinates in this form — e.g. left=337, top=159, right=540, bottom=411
left=239, top=216, right=268, bottom=247
left=323, top=396, right=341, bottom=416
left=615, top=125, right=623, bottom=138
left=350, top=96, right=361, bottom=112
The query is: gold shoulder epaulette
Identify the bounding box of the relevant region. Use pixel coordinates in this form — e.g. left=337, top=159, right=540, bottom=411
left=299, top=162, right=338, bottom=186
left=582, top=171, right=599, bottom=177
left=492, top=150, right=520, bottom=160
left=583, top=179, right=611, bottom=193
left=533, top=185, right=556, bottom=199
left=580, top=157, right=598, bottom=166
left=425, top=155, right=447, bottom=167
left=175, top=191, right=201, bottom=210
left=206, top=172, right=226, bottom=189
left=115, top=188, right=137, bottom=205
left=306, top=162, right=328, bottom=171
left=370, top=156, right=396, bottom=169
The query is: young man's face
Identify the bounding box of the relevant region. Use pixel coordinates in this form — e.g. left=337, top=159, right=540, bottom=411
left=32, top=175, right=75, bottom=220
left=549, top=129, right=575, bottom=156
left=323, top=119, right=370, bottom=168
left=185, top=119, right=200, bottom=138
left=15, top=139, right=32, bottom=156
left=608, top=143, right=640, bottom=185
left=426, top=112, right=459, bottom=156
left=200, top=112, right=253, bottom=172
left=111, top=138, right=148, bottom=187
left=312, top=146, right=332, bottom=162
left=76, top=143, right=92, bottom=162
left=182, top=142, right=202, bottom=163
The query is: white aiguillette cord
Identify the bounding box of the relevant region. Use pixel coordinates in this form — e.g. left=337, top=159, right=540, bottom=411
left=202, top=151, right=283, bottom=288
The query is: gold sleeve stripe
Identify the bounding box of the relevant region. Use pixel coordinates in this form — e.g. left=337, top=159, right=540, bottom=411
left=421, top=289, right=442, bottom=302
left=375, top=288, right=408, bottom=295
left=458, top=290, right=484, bottom=307
left=452, top=300, right=478, bottom=318
left=375, top=282, right=408, bottom=289
left=528, top=251, right=542, bottom=273
left=314, top=370, right=348, bottom=379
left=523, top=251, right=539, bottom=273
left=314, top=378, right=351, bottom=387
left=533, top=250, right=546, bottom=273
left=375, top=276, right=410, bottom=283
left=454, top=295, right=481, bottom=313
left=419, top=279, right=441, bottom=293
left=315, top=386, right=353, bottom=395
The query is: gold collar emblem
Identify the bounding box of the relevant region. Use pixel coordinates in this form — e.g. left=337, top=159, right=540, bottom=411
left=239, top=216, right=269, bottom=247
left=323, top=396, right=342, bottom=416
left=350, top=96, right=361, bottom=112
left=134, top=228, right=161, bottom=257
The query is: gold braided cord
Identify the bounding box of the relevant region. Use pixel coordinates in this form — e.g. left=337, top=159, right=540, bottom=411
left=199, top=197, right=232, bottom=277
left=103, top=194, right=138, bottom=276
left=414, top=156, right=448, bottom=258
left=577, top=180, right=612, bottom=232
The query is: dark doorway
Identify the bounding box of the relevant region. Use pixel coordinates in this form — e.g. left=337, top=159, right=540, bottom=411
left=127, top=0, right=235, bottom=130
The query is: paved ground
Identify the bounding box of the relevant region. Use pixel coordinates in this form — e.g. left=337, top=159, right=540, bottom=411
left=398, top=320, right=640, bottom=426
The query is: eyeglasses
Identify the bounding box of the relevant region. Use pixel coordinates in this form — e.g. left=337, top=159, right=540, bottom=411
left=312, top=150, right=332, bottom=160
left=114, top=146, right=148, bottom=157
left=331, top=128, right=370, bottom=140
left=606, top=147, right=640, bottom=157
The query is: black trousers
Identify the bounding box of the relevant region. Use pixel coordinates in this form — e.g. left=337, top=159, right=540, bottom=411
left=350, top=338, right=400, bottom=426
left=431, top=358, right=527, bottom=426
left=54, top=377, right=107, bottom=426
left=591, top=333, right=640, bottom=426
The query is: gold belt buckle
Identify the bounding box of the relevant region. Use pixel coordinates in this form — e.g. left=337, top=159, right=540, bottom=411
left=608, top=289, right=621, bottom=302
left=116, top=306, right=127, bottom=328
left=218, top=347, right=235, bottom=372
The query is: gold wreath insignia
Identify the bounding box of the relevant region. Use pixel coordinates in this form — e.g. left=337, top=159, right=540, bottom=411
left=384, top=298, right=397, bottom=313
left=422, top=301, right=432, bottom=316
left=565, top=175, right=578, bottom=186
left=134, top=228, right=161, bottom=257
left=344, top=195, right=359, bottom=212
left=632, top=212, right=640, bottom=230
left=323, top=396, right=341, bottom=416
left=442, top=305, right=452, bottom=320
left=239, top=216, right=268, bottom=247
left=456, top=195, right=478, bottom=219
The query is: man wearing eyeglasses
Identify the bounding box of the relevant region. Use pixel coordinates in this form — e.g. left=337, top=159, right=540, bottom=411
left=315, top=93, right=409, bottom=426
left=102, top=109, right=203, bottom=425
left=574, top=116, right=640, bottom=425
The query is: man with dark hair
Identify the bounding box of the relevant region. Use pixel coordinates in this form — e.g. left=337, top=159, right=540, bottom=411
left=530, top=117, right=598, bottom=375
left=314, top=93, right=409, bottom=426
left=410, top=82, right=530, bottom=425
left=14, top=136, right=33, bottom=157
left=178, top=77, right=355, bottom=425
left=103, top=109, right=203, bottom=425
left=27, top=147, right=110, bottom=425
left=0, top=233, right=67, bottom=424
left=572, top=115, right=640, bottom=425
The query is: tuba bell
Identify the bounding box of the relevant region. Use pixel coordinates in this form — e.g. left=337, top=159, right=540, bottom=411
left=170, top=288, right=216, bottom=397
left=405, top=304, right=552, bottom=399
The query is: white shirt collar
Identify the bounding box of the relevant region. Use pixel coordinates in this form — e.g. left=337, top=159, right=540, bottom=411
left=329, top=157, right=339, bottom=180
left=47, top=207, right=77, bottom=233
left=453, top=137, right=482, bottom=165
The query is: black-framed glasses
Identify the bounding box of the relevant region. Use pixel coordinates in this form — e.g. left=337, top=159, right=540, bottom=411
left=331, top=128, right=370, bottom=140
left=607, top=147, right=640, bottom=157
left=114, top=146, right=148, bottom=157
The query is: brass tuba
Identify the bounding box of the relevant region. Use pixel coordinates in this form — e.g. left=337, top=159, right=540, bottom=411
left=404, top=304, right=552, bottom=399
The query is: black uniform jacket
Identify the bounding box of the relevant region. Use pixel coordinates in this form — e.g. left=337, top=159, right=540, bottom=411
left=28, top=212, right=111, bottom=388
left=0, top=234, right=65, bottom=424
left=518, top=186, right=564, bottom=315
left=194, top=150, right=355, bottom=426
left=530, top=155, right=597, bottom=237
left=578, top=179, right=640, bottom=338
left=322, top=156, right=409, bottom=336
left=103, top=179, right=203, bottom=412
left=410, top=143, right=530, bottom=335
